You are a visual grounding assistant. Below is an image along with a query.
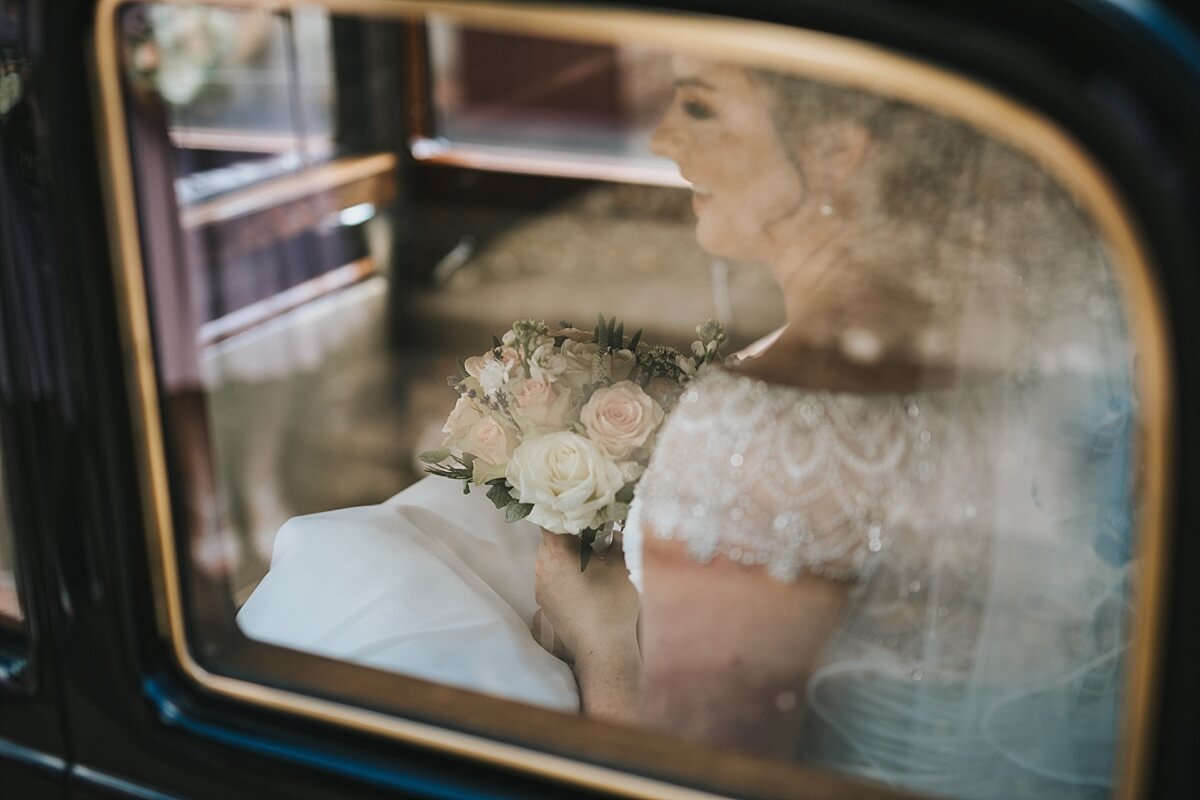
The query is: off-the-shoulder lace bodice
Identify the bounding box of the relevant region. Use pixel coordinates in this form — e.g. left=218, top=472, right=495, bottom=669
left=624, top=368, right=984, bottom=587
left=622, top=365, right=1133, bottom=799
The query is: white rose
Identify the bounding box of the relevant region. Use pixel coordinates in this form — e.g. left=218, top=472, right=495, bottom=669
left=441, top=396, right=485, bottom=448
left=580, top=381, right=664, bottom=459
left=506, top=432, right=623, bottom=535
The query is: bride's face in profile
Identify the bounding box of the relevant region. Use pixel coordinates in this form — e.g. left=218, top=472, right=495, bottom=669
left=650, top=58, right=808, bottom=264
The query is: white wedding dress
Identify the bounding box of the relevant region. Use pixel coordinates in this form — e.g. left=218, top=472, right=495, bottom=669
left=236, top=475, right=580, bottom=711
left=238, top=362, right=1134, bottom=800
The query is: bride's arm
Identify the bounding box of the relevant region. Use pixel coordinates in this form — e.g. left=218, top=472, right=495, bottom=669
left=638, top=534, right=849, bottom=758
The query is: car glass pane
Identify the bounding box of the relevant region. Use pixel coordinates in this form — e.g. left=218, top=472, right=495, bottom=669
left=112, top=4, right=1159, bottom=798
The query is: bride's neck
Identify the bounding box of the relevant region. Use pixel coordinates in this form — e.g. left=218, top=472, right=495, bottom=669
left=769, top=219, right=852, bottom=341
left=752, top=224, right=960, bottom=393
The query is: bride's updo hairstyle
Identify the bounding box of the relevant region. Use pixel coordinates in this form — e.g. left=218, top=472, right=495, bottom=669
left=751, top=70, right=1119, bottom=376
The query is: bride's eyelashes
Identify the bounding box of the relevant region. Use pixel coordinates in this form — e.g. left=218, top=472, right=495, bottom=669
left=682, top=98, right=716, bottom=121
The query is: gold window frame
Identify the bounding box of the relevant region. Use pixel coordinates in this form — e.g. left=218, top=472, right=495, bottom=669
left=91, top=2, right=1174, bottom=798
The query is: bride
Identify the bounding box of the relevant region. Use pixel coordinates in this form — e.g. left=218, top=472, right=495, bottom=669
left=534, top=59, right=1135, bottom=798
left=239, top=55, right=1135, bottom=799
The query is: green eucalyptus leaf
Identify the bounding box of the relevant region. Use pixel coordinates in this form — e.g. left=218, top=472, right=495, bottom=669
left=418, top=448, right=452, bottom=464
left=486, top=482, right=513, bottom=509
left=600, top=502, right=630, bottom=524
left=505, top=501, right=534, bottom=523
left=616, top=482, right=636, bottom=504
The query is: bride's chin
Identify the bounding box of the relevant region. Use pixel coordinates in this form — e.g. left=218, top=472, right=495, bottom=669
left=694, top=221, right=752, bottom=263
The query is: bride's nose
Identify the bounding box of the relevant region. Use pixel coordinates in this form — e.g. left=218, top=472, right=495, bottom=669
left=649, top=109, right=685, bottom=162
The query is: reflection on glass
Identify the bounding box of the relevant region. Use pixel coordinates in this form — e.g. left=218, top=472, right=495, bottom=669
left=0, top=454, right=24, bottom=630
left=120, top=6, right=1140, bottom=799
left=425, top=17, right=674, bottom=167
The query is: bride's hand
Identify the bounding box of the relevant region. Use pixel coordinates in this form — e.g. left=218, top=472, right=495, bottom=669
left=535, top=530, right=641, bottom=722
left=534, top=530, right=640, bottom=668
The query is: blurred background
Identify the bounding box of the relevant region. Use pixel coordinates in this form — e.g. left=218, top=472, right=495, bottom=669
left=120, top=4, right=784, bottom=603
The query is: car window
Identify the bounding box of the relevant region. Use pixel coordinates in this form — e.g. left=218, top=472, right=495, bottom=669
left=101, top=4, right=1167, bottom=799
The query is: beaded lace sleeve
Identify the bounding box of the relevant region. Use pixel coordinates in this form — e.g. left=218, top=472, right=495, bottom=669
left=630, top=369, right=953, bottom=583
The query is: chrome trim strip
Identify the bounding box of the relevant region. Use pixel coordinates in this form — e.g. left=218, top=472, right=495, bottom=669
left=0, top=737, right=67, bottom=773
left=71, top=765, right=185, bottom=800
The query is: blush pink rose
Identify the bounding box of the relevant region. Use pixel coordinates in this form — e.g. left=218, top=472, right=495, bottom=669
left=580, top=381, right=664, bottom=459
left=512, top=377, right=569, bottom=429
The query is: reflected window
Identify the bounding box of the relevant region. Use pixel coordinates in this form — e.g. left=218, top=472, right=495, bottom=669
left=110, top=4, right=1156, bottom=799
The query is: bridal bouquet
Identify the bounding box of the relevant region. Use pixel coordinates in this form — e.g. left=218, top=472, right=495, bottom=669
left=420, top=317, right=727, bottom=568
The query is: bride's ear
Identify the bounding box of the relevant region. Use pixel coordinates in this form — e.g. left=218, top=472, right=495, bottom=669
left=813, top=120, right=872, bottom=188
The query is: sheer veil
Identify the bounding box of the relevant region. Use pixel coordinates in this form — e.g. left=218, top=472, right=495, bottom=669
left=799, top=137, right=1136, bottom=799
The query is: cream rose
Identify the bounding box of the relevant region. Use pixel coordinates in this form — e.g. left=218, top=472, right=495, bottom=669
left=464, top=415, right=516, bottom=467
left=610, top=348, right=636, bottom=381
left=441, top=396, right=485, bottom=448
left=512, top=377, right=570, bottom=429
left=580, top=381, right=664, bottom=459
left=559, top=340, right=599, bottom=388
left=506, top=432, right=623, bottom=535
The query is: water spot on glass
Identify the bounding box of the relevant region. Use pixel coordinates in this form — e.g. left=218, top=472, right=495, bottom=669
left=909, top=580, right=922, bottom=593
left=730, top=453, right=744, bottom=468
left=911, top=669, right=924, bottom=681
left=919, top=430, right=932, bottom=444
left=868, top=539, right=883, bottom=552
left=728, top=546, right=744, bottom=561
